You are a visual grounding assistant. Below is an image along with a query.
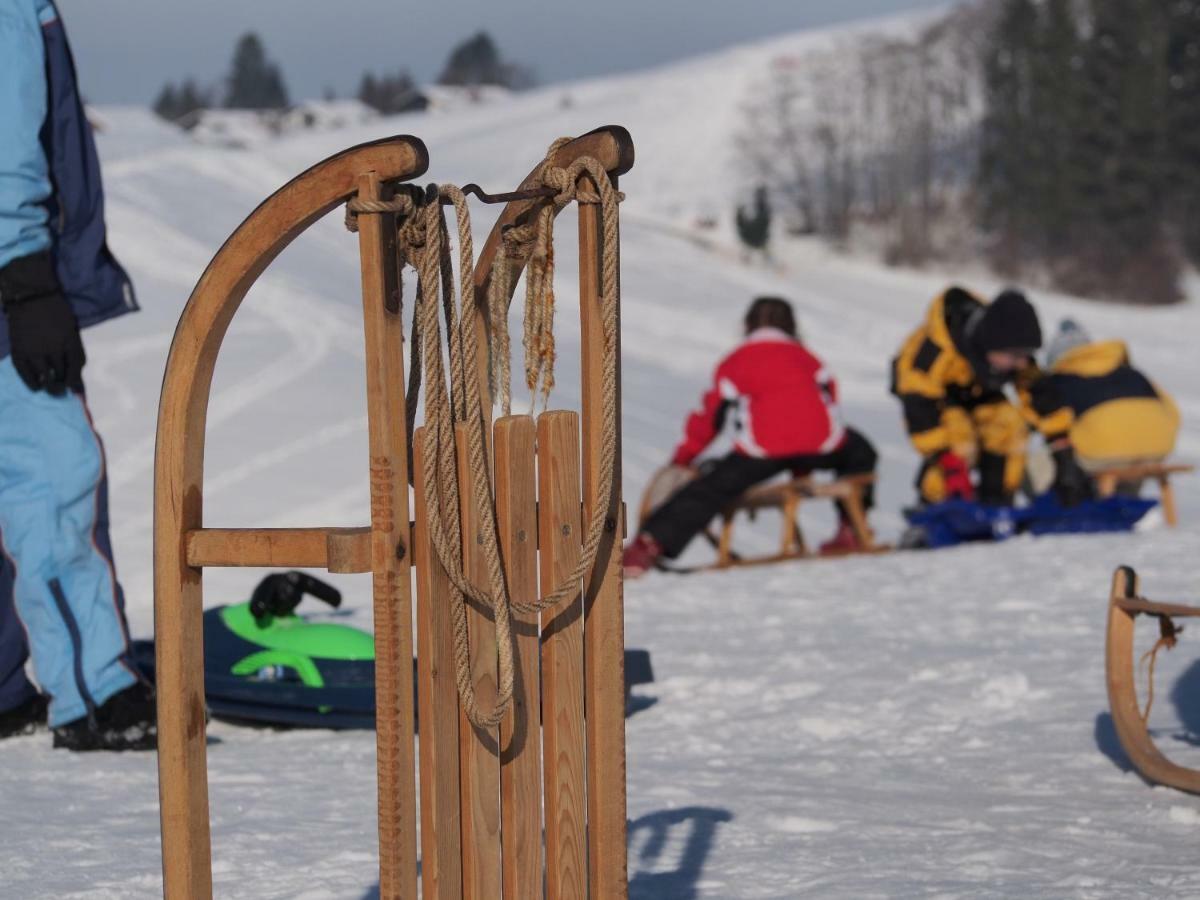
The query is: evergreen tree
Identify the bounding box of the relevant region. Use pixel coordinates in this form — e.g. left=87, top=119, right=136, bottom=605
left=736, top=186, right=772, bottom=254
left=153, top=79, right=210, bottom=123
left=977, top=0, right=1039, bottom=272
left=1166, top=0, right=1200, bottom=262
left=1028, top=0, right=1080, bottom=255
left=357, top=70, right=425, bottom=114
left=153, top=83, right=179, bottom=121
left=224, top=33, right=290, bottom=110
left=438, top=32, right=505, bottom=87
left=1070, top=0, right=1178, bottom=301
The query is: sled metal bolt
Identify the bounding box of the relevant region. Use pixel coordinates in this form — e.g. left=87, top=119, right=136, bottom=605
left=561, top=524, right=571, bottom=536
left=517, top=529, right=527, bottom=543
left=395, top=541, right=406, bottom=560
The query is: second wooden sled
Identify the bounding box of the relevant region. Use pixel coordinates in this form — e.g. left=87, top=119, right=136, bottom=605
left=1106, top=565, right=1200, bottom=794
left=637, top=464, right=886, bottom=572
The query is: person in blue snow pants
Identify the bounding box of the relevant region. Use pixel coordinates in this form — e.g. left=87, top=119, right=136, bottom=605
left=0, top=0, right=154, bottom=750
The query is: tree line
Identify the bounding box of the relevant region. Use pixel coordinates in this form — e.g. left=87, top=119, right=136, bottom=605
left=737, top=0, right=1200, bottom=305
left=155, top=31, right=534, bottom=123
left=979, top=0, right=1200, bottom=303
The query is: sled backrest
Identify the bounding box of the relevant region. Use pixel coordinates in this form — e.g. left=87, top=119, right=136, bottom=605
left=153, top=129, right=634, bottom=899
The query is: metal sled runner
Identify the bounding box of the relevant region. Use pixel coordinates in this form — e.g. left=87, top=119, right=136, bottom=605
left=154, top=128, right=635, bottom=898
left=1105, top=565, right=1200, bottom=794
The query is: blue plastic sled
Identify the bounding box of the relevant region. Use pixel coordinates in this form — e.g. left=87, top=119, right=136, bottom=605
left=905, top=493, right=1157, bottom=549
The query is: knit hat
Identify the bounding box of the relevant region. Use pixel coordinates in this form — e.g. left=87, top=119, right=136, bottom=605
left=1045, top=318, right=1092, bottom=367
left=974, top=289, right=1042, bottom=353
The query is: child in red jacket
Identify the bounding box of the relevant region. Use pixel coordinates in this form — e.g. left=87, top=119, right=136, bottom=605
left=624, top=297, right=877, bottom=577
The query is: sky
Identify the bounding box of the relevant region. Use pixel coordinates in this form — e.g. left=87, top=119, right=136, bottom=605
left=58, top=0, right=949, bottom=105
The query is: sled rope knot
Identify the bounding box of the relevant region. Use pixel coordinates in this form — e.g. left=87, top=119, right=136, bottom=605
left=1138, top=613, right=1182, bottom=726
left=343, top=192, right=416, bottom=233
left=358, top=138, right=622, bottom=730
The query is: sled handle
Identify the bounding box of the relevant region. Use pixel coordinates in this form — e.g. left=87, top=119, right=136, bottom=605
left=154, top=134, right=428, bottom=900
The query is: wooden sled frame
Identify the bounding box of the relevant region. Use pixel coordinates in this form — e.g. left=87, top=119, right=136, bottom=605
left=1105, top=566, right=1200, bottom=794
left=154, top=128, right=635, bottom=898
left=637, top=467, right=882, bottom=572
left=1094, top=462, right=1194, bottom=528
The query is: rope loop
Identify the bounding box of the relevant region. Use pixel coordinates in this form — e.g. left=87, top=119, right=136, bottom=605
left=350, top=137, right=622, bottom=731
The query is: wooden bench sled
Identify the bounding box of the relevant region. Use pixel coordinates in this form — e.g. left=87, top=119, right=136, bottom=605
left=1106, top=566, right=1200, bottom=794
left=638, top=466, right=885, bottom=572
left=154, top=128, right=636, bottom=898
left=1092, top=461, right=1194, bottom=527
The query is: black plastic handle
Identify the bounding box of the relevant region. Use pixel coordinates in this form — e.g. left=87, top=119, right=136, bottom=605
left=249, top=571, right=343, bottom=621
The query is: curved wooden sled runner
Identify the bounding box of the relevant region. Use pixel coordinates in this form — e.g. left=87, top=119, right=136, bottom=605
left=1105, top=565, right=1200, bottom=794
left=155, top=128, right=635, bottom=898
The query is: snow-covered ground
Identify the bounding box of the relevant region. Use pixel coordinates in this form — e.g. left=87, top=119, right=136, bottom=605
left=4, top=13, right=1200, bottom=898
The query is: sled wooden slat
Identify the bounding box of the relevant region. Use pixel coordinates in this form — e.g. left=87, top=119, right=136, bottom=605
left=578, top=178, right=630, bottom=897
left=455, top=423, right=503, bottom=900
left=184, top=527, right=372, bottom=572
left=154, top=135, right=427, bottom=900
left=494, top=416, right=544, bottom=900
left=412, top=429, right=464, bottom=900
left=356, top=171, right=419, bottom=899
left=1105, top=566, right=1200, bottom=794
left=537, top=411, right=587, bottom=900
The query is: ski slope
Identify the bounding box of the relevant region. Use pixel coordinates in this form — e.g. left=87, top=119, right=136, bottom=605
left=4, top=14, right=1200, bottom=898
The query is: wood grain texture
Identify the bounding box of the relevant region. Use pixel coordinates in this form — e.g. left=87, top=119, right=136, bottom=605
left=357, top=172, right=418, bottom=899
left=538, top=411, right=587, bottom=900
left=155, top=135, right=426, bottom=900
left=577, top=184, right=630, bottom=898
left=456, top=423, right=502, bottom=899
left=494, top=415, right=544, bottom=899
left=183, top=527, right=370, bottom=571
left=412, top=428, right=464, bottom=900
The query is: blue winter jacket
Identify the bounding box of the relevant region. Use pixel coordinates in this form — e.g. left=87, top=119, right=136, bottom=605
left=0, top=0, right=136, bottom=357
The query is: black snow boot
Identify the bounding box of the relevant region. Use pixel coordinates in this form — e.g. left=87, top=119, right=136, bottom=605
left=0, top=693, right=48, bottom=739
left=52, top=682, right=157, bottom=752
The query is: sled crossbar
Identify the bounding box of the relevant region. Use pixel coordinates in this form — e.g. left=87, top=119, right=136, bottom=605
left=154, top=128, right=635, bottom=898
left=1105, top=565, right=1200, bottom=795
left=1094, top=461, right=1194, bottom=527
left=185, top=502, right=628, bottom=572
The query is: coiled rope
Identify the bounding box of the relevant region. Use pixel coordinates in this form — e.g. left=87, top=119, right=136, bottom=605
left=346, top=139, right=622, bottom=729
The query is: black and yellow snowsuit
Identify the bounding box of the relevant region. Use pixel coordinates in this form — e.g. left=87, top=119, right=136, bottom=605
left=892, top=288, right=1071, bottom=503
left=1046, top=340, right=1179, bottom=466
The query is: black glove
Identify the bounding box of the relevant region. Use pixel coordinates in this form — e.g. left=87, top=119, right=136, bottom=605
left=0, top=251, right=85, bottom=395
left=1052, top=445, right=1094, bottom=507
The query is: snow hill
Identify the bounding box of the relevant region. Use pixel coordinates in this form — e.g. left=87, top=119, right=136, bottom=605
left=4, top=12, right=1200, bottom=898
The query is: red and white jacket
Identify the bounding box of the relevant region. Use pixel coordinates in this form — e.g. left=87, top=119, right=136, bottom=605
left=672, top=327, right=845, bottom=466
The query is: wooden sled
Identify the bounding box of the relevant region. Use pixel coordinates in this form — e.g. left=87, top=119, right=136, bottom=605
left=155, top=128, right=635, bottom=898
left=637, top=465, right=885, bottom=572
left=1105, top=565, right=1200, bottom=794
left=1094, top=461, right=1194, bottom=527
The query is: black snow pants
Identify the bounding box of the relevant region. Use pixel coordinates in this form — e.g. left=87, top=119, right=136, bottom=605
left=641, top=427, right=878, bottom=559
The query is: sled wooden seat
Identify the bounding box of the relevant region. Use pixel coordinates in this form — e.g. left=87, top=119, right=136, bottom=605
left=1093, top=461, right=1193, bottom=527
left=637, top=466, right=882, bottom=572
left=1106, top=566, right=1200, bottom=794
left=154, top=129, right=635, bottom=899
left=714, top=473, right=880, bottom=568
